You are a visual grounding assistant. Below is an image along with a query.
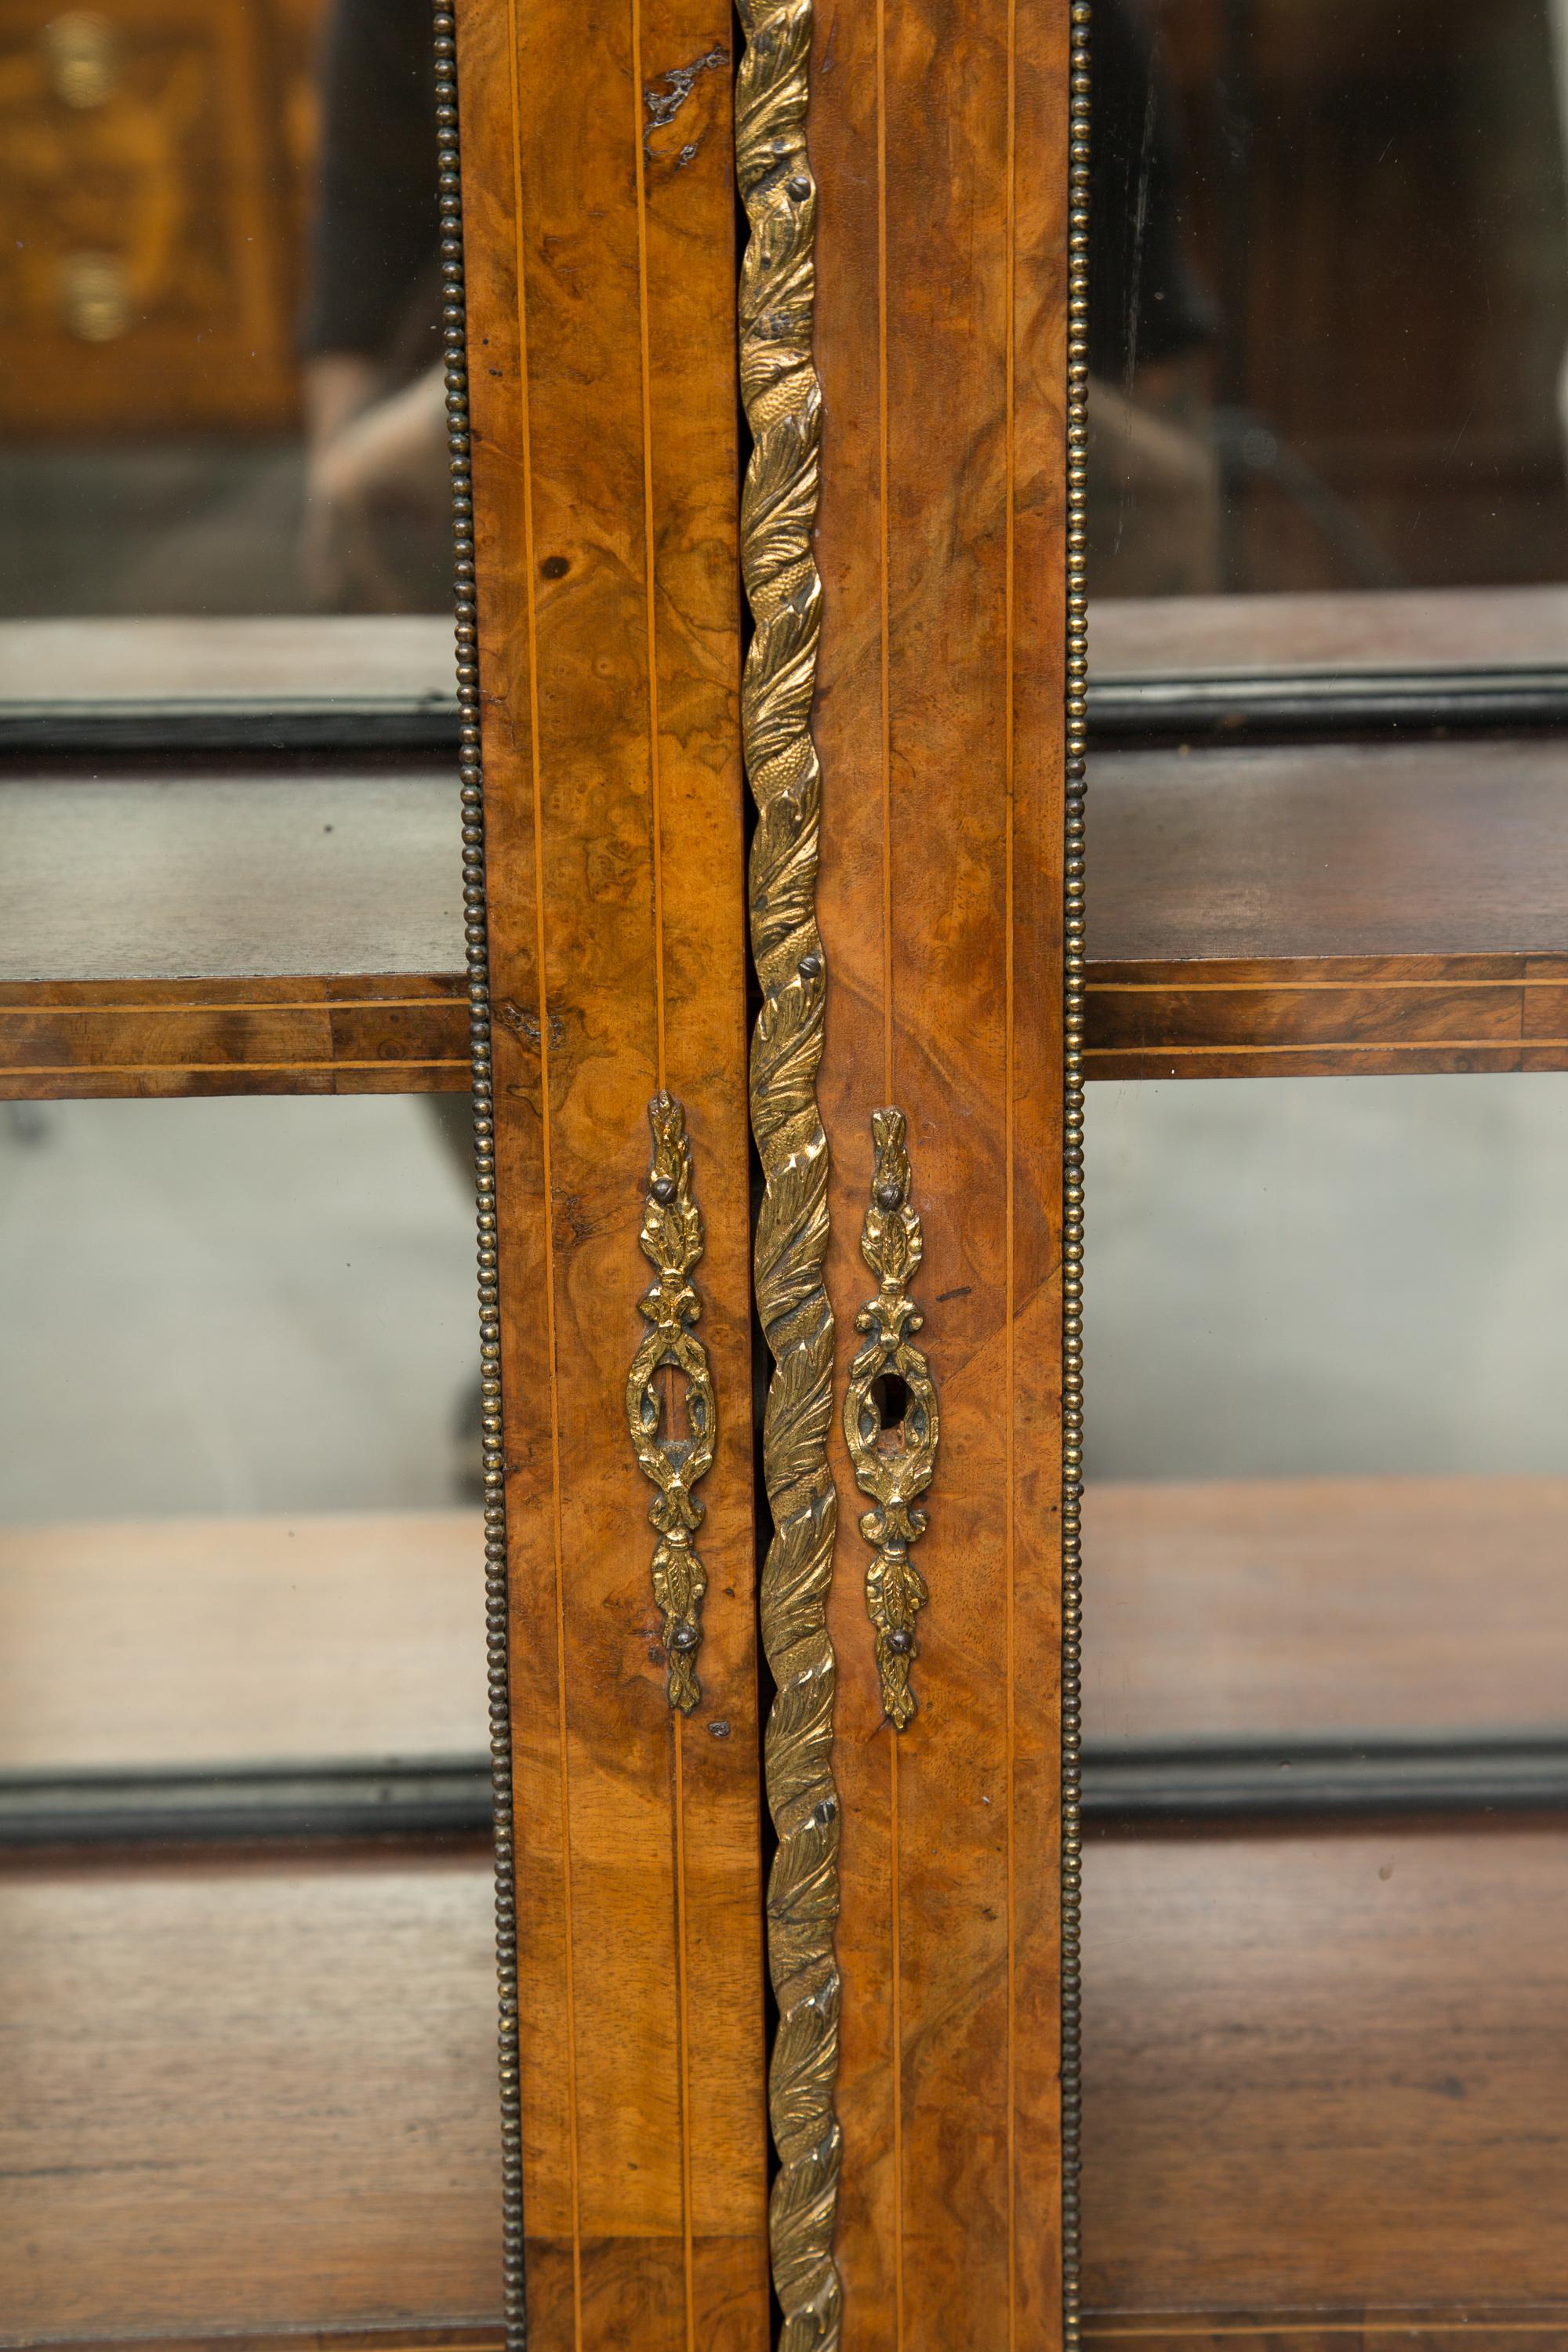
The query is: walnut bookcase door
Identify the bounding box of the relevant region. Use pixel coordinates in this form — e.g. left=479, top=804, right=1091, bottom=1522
left=450, top=0, right=770, bottom=2343
left=452, top=0, right=1079, bottom=2347
left=807, top=2, right=1080, bottom=2343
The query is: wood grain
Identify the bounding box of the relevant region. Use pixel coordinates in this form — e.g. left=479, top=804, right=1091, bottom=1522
left=0, top=971, right=468, bottom=1098
left=1083, top=1478, right=1568, bottom=1744
left=7, top=1818, right=1566, bottom=2347
left=808, top=0, right=1070, bottom=2339
left=1082, top=1823, right=1568, bottom=2333
left=1090, top=585, right=1568, bottom=680
left=456, top=0, right=767, bottom=2339
left=0, top=1845, right=504, bottom=2343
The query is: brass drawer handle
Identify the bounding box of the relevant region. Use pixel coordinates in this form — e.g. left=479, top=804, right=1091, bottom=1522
left=844, top=1108, right=941, bottom=1729
left=626, top=1093, right=715, bottom=1711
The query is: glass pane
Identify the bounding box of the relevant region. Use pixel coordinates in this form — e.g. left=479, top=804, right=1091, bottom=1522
left=1081, top=1075, right=1568, bottom=2322
left=0, top=1093, right=499, bottom=2336
left=1091, top=0, right=1568, bottom=597
left=1086, top=1073, right=1568, bottom=1748
left=2, top=0, right=447, bottom=619
left=0, top=1093, right=482, bottom=1776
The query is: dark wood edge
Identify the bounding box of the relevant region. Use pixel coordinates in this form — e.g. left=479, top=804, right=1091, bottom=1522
left=1088, top=664, right=1568, bottom=745
left=0, top=2331, right=504, bottom=2352
left=10, top=662, right=1568, bottom=757
left=10, top=1737, right=1565, bottom=1848
left=1081, top=2309, right=1568, bottom=2347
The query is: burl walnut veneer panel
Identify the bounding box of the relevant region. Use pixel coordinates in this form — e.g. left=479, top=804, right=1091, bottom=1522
left=808, top=2, right=1073, bottom=2343
left=455, top=0, right=768, bottom=2343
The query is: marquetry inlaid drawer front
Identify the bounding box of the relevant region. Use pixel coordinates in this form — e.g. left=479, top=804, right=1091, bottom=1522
left=0, top=0, right=321, bottom=431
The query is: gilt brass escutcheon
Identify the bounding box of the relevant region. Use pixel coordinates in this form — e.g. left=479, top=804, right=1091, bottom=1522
left=844, top=1108, right=941, bottom=1730
left=626, top=1093, right=717, bottom=1712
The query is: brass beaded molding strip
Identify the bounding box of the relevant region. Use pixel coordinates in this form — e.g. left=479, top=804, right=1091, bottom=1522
left=1062, top=4, right=1091, bottom=2343
left=735, top=0, right=844, bottom=2343
left=432, top=8, right=525, bottom=2346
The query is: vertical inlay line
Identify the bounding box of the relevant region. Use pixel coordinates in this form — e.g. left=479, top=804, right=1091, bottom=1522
left=630, top=11, right=695, bottom=2337
left=877, top=0, right=895, bottom=1107
left=1002, top=0, right=1018, bottom=2342
left=630, top=0, right=669, bottom=1091
left=890, top=1721, right=906, bottom=2350
left=673, top=1711, right=699, bottom=2352
left=506, top=1, right=583, bottom=2336
left=877, top=2, right=904, bottom=2337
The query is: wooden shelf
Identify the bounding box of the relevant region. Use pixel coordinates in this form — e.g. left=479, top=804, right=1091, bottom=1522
left=5, top=1829, right=1562, bottom=2348
left=0, top=1513, right=485, bottom=1773
left=0, top=616, right=458, bottom=753
left=4, top=1483, right=1566, bottom=2344
left=1080, top=1820, right=1568, bottom=2347
left=1084, top=1475, right=1568, bottom=1744
left=0, top=769, right=467, bottom=1098
left=1091, top=583, right=1568, bottom=681
left=1086, top=737, right=1568, bottom=1080
left=0, top=1842, right=505, bottom=2347
left=5, top=1482, right=1563, bottom=1776
left=5, top=611, right=1568, bottom=1096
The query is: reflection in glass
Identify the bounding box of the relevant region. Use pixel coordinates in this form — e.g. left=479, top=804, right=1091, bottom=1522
left=2, top=0, right=448, bottom=619
left=1091, top=0, right=1568, bottom=596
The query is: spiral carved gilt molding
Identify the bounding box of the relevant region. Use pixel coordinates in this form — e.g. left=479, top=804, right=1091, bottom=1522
left=735, top=0, right=844, bottom=2341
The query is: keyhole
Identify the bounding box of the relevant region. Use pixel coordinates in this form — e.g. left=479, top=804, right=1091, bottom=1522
left=653, top=1362, right=692, bottom=1446
left=871, top=1370, right=909, bottom=1456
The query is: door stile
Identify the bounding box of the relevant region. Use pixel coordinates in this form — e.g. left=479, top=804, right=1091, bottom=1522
left=455, top=1, right=770, bottom=2343
left=802, top=0, right=1076, bottom=2343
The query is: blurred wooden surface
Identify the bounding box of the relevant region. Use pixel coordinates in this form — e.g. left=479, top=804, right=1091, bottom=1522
left=10, top=735, right=1568, bottom=1091
left=0, top=0, right=322, bottom=435
left=0, top=616, right=454, bottom=714
left=0, top=1842, right=504, bottom=2344
left=0, top=1512, right=485, bottom=1769
left=2, top=770, right=460, bottom=980
left=5, top=1479, right=1565, bottom=1773
left=8, top=606, right=1568, bottom=1096
left=1091, top=586, right=1568, bottom=677
left=0, top=769, right=467, bottom=1097
left=1084, top=1477, right=1568, bottom=1744
left=5, top=1819, right=1565, bottom=2347
left=5, top=1484, right=1564, bottom=2342
left=1081, top=1821, right=1568, bottom=2344
left=8, top=592, right=1565, bottom=710
left=1087, top=738, right=1568, bottom=1078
